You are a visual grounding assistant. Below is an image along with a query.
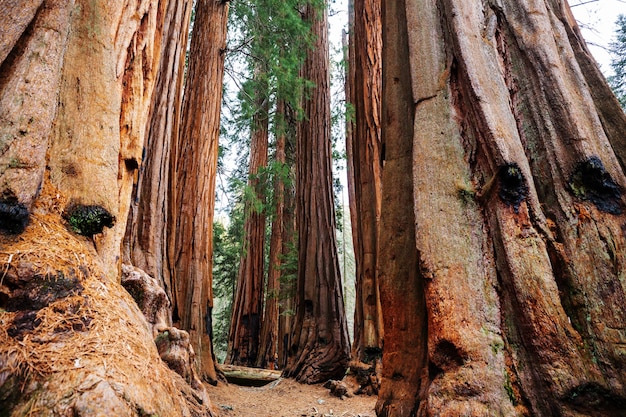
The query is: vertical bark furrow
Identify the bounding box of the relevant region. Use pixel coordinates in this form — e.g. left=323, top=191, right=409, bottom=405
left=170, top=0, right=228, bottom=383
left=0, top=0, right=73, bottom=220
left=284, top=2, right=350, bottom=384
left=256, top=101, right=286, bottom=369
left=349, top=0, right=384, bottom=363
left=381, top=0, right=626, bottom=414
left=558, top=2, right=626, bottom=181
left=492, top=2, right=626, bottom=407
left=443, top=0, right=626, bottom=413
left=375, top=0, right=428, bottom=415
left=124, top=0, right=192, bottom=305
left=227, top=73, right=269, bottom=366
left=0, top=0, right=44, bottom=66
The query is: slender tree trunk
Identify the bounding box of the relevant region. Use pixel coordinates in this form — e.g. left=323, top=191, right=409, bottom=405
left=283, top=2, right=351, bottom=384
left=348, top=0, right=384, bottom=363
left=379, top=0, right=626, bottom=415
left=226, top=70, right=269, bottom=367
left=276, top=201, right=296, bottom=370
left=256, top=100, right=288, bottom=369
left=124, top=0, right=193, bottom=310
left=343, top=0, right=360, bottom=352
left=170, top=0, right=228, bottom=384
left=0, top=1, right=212, bottom=414
left=375, top=0, right=427, bottom=414
left=277, top=104, right=297, bottom=370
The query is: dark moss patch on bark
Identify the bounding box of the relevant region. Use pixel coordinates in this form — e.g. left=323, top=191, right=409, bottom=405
left=0, top=270, right=84, bottom=312
left=0, top=197, right=30, bottom=234
left=363, top=346, right=383, bottom=363
left=498, top=163, right=527, bottom=213
left=568, top=156, right=622, bottom=214
left=64, top=204, right=115, bottom=236
left=432, top=339, right=465, bottom=371
left=564, top=382, right=626, bottom=413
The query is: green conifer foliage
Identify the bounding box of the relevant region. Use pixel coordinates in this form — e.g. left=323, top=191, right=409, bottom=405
left=609, top=14, right=626, bottom=109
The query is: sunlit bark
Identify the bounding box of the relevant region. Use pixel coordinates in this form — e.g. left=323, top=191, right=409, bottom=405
left=0, top=1, right=212, bottom=414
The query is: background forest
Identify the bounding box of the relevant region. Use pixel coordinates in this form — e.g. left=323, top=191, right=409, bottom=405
left=1, top=0, right=626, bottom=416
left=210, top=0, right=626, bottom=363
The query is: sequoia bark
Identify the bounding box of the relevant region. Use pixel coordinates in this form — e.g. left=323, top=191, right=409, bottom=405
left=283, top=2, right=351, bottom=384
left=0, top=1, right=213, bottom=415
left=347, top=0, right=384, bottom=363
left=226, top=69, right=269, bottom=367
left=124, top=0, right=193, bottom=310
left=170, top=0, right=229, bottom=384
left=378, top=0, right=626, bottom=415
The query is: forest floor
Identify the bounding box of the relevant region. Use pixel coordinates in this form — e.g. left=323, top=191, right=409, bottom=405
left=206, top=378, right=377, bottom=417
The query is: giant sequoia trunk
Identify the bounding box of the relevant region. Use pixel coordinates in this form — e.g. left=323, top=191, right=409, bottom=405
left=169, top=0, right=228, bottom=384
left=283, top=2, right=351, bottom=384
left=346, top=0, right=384, bottom=363
left=124, top=0, right=193, bottom=308
left=377, top=0, right=626, bottom=416
left=0, top=1, right=212, bottom=415
left=375, top=1, right=427, bottom=413
left=226, top=71, right=269, bottom=367
left=256, top=100, right=288, bottom=369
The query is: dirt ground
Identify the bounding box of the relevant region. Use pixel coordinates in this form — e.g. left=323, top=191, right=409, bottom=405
left=206, top=378, right=377, bottom=417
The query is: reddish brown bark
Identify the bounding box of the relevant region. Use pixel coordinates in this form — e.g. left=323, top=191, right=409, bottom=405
left=375, top=0, right=427, bottom=414
left=347, top=0, right=384, bottom=363
left=277, top=104, right=297, bottom=370
left=0, top=0, right=69, bottom=216
left=283, top=2, right=351, bottom=384
left=378, top=0, right=626, bottom=415
left=124, top=0, right=193, bottom=311
left=0, top=0, right=213, bottom=414
left=256, top=100, right=288, bottom=369
left=170, top=0, right=228, bottom=383
left=226, top=72, right=269, bottom=367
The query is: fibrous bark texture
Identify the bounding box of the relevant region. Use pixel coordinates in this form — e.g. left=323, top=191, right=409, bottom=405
left=227, top=72, right=269, bottom=367
left=47, top=0, right=160, bottom=280
left=375, top=0, right=427, bottom=414
left=283, top=3, right=351, bottom=384
left=378, top=0, right=626, bottom=415
left=256, top=100, right=288, bottom=369
left=124, top=0, right=193, bottom=311
left=277, top=105, right=297, bottom=370
left=0, top=1, right=213, bottom=414
left=0, top=0, right=73, bottom=231
left=347, top=0, right=384, bottom=363
left=0, top=195, right=212, bottom=416
left=170, top=0, right=228, bottom=384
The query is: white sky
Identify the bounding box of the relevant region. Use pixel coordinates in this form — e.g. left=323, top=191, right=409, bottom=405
left=569, top=0, right=625, bottom=75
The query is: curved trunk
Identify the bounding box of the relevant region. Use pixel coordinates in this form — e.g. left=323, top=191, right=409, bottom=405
left=170, top=0, right=228, bottom=384
left=0, top=0, right=213, bottom=415
left=379, top=0, right=626, bottom=415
